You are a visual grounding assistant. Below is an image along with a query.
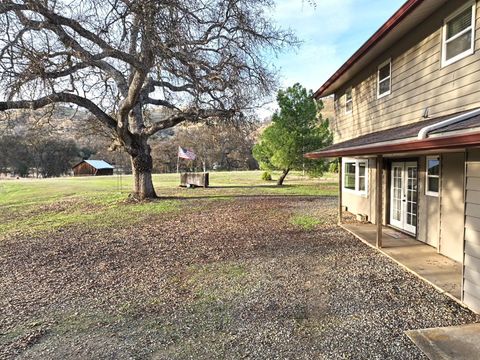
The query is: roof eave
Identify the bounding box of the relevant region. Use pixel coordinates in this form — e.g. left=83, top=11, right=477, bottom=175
left=313, top=0, right=424, bottom=99
left=305, top=131, right=480, bottom=159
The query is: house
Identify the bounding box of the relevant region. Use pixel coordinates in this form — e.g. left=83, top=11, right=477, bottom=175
left=306, top=0, right=480, bottom=313
left=72, top=160, right=114, bottom=176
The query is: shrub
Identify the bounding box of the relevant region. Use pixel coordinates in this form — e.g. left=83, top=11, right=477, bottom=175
left=329, top=161, right=339, bottom=174
left=261, top=171, right=272, bottom=181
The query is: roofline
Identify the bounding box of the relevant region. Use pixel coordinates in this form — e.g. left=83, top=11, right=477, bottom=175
left=71, top=159, right=113, bottom=170
left=313, top=0, right=424, bottom=99
left=72, top=160, right=85, bottom=169
left=304, top=131, right=480, bottom=158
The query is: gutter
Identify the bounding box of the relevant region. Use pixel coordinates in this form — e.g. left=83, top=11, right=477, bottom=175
left=417, top=108, right=480, bottom=139
left=304, top=130, right=480, bottom=159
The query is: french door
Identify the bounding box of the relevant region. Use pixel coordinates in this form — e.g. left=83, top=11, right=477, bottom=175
left=390, top=162, right=418, bottom=235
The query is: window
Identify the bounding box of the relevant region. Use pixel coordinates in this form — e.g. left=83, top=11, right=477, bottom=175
left=343, top=158, right=368, bottom=194
left=442, top=2, right=476, bottom=66
left=377, top=59, right=391, bottom=98
left=426, top=156, right=440, bottom=196
left=344, top=162, right=356, bottom=190
left=358, top=161, right=366, bottom=192
left=345, top=87, right=353, bottom=114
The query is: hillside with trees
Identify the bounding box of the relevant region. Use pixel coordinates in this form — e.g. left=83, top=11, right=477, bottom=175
left=0, top=0, right=295, bottom=199
left=0, top=107, right=261, bottom=177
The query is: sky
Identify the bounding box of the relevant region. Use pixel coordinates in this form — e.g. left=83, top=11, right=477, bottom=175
left=260, top=0, right=405, bottom=117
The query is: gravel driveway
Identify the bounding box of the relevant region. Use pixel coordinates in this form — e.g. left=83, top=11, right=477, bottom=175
left=1, top=196, right=478, bottom=359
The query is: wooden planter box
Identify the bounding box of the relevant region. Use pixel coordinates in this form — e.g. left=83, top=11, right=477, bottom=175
left=180, top=172, right=209, bottom=188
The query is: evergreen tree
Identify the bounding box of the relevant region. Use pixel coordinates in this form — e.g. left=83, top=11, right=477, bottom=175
left=253, top=83, right=332, bottom=185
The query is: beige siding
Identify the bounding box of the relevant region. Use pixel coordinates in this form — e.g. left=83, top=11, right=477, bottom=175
left=439, top=153, right=466, bottom=262
left=463, top=148, right=480, bottom=312
left=332, top=0, right=480, bottom=143
left=341, top=159, right=375, bottom=221
left=417, top=157, right=440, bottom=247
left=341, top=157, right=388, bottom=225
left=342, top=191, right=371, bottom=219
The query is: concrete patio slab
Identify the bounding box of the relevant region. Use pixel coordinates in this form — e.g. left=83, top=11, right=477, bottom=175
left=406, top=323, right=480, bottom=360
left=342, top=223, right=462, bottom=300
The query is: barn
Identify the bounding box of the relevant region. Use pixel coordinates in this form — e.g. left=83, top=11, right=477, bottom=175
left=72, top=160, right=114, bottom=176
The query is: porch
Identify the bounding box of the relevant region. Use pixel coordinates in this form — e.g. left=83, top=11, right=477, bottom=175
left=342, top=222, right=462, bottom=301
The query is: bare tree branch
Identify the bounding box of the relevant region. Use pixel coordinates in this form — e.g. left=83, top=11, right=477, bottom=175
left=0, top=0, right=297, bottom=198
left=0, top=93, right=117, bottom=129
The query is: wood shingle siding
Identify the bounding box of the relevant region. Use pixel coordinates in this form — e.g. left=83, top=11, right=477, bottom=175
left=463, top=148, right=480, bottom=313
left=332, top=0, right=480, bottom=143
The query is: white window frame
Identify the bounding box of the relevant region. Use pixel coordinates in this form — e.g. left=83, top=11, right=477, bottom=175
left=342, top=158, right=368, bottom=196
left=345, top=87, right=353, bottom=114
left=426, top=155, right=440, bottom=197
left=377, top=59, right=392, bottom=99
left=441, top=2, right=476, bottom=67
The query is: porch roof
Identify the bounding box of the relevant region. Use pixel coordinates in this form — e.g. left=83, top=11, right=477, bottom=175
left=305, top=109, right=480, bottom=159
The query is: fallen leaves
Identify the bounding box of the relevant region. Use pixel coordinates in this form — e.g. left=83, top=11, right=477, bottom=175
left=0, top=196, right=478, bottom=359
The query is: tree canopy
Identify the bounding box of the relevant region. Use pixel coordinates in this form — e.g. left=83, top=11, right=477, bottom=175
left=253, top=83, right=332, bottom=185
left=0, top=0, right=296, bottom=198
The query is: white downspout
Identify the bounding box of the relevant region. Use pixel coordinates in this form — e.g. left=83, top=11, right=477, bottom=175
left=417, top=108, right=480, bottom=139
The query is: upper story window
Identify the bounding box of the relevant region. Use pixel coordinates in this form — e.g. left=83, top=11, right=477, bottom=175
left=343, top=158, right=368, bottom=195
left=345, top=87, right=353, bottom=114
left=426, top=155, right=440, bottom=197
left=377, top=59, right=391, bottom=99
left=442, top=2, right=476, bottom=67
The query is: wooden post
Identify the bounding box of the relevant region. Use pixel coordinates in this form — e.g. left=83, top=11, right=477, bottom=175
left=376, top=155, right=383, bottom=248
left=338, top=157, right=343, bottom=224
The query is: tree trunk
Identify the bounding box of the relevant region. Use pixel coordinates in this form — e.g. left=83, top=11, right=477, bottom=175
left=130, top=142, right=157, bottom=200
left=277, top=168, right=290, bottom=186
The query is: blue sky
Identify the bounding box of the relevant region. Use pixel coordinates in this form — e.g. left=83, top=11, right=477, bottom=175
left=261, top=0, right=405, bottom=116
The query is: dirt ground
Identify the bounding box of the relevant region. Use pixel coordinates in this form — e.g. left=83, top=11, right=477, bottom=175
left=1, top=196, right=478, bottom=359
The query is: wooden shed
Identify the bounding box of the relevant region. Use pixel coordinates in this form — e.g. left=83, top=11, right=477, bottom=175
left=72, top=160, right=114, bottom=176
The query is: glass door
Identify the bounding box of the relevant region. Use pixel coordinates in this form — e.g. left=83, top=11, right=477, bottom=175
left=390, top=163, right=404, bottom=229
left=404, top=162, right=418, bottom=234
left=390, top=162, right=418, bottom=234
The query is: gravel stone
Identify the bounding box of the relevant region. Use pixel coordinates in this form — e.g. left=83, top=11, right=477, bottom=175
left=0, top=196, right=478, bottom=359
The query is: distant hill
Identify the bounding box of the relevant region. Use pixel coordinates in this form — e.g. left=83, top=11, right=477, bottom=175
left=0, top=106, right=91, bottom=137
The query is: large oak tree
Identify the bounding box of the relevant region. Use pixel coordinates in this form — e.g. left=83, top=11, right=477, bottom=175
left=0, top=0, right=295, bottom=199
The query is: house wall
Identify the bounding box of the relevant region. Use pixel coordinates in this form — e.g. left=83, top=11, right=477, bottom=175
left=341, top=157, right=394, bottom=226
left=344, top=154, right=466, bottom=262
left=440, top=152, right=466, bottom=262
left=417, top=156, right=440, bottom=247
left=463, top=148, right=480, bottom=312
left=342, top=159, right=385, bottom=223
left=332, top=0, right=480, bottom=143
left=342, top=188, right=371, bottom=220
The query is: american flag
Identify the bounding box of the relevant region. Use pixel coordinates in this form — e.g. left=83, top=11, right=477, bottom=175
left=178, top=146, right=196, bottom=160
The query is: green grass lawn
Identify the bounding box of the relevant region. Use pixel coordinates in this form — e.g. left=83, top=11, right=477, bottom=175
left=0, top=170, right=338, bottom=239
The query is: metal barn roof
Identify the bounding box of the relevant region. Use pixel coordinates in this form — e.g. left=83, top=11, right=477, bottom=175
left=83, top=160, right=114, bottom=169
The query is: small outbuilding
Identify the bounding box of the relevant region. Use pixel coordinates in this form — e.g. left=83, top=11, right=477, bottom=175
left=72, top=160, right=114, bottom=176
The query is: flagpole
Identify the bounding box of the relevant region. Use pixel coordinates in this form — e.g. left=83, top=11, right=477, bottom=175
left=176, top=147, right=180, bottom=174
